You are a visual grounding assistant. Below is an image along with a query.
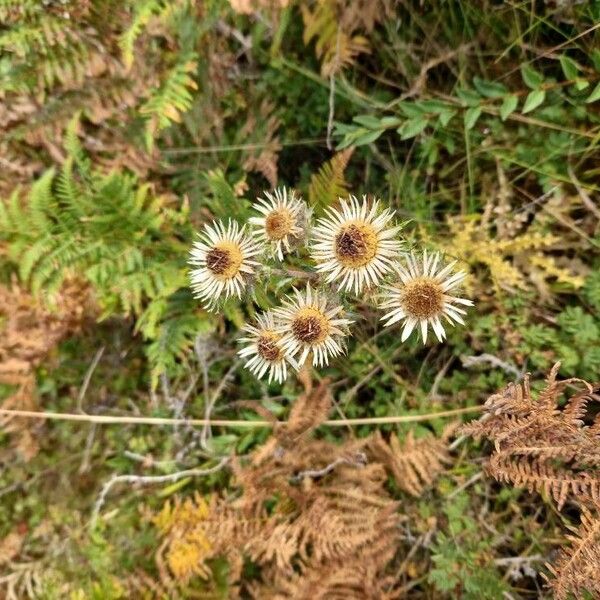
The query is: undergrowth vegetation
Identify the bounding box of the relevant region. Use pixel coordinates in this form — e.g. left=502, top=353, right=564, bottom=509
left=1, top=1, right=599, bottom=598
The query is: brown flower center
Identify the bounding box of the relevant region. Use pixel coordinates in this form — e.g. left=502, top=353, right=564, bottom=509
left=206, top=248, right=230, bottom=274
left=257, top=332, right=282, bottom=362
left=291, top=307, right=330, bottom=344
left=265, top=209, right=294, bottom=241
left=334, top=223, right=378, bottom=268
left=205, top=243, right=243, bottom=279
left=401, top=278, right=444, bottom=320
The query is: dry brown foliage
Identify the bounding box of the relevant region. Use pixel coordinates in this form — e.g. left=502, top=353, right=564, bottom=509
left=300, top=0, right=392, bottom=76
left=461, top=363, right=600, bottom=598
left=544, top=503, right=600, bottom=600
left=155, top=377, right=452, bottom=598
left=368, top=425, right=456, bottom=497
left=0, top=4, right=163, bottom=194
left=461, top=362, right=600, bottom=509
left=0, top=529, right=25, bottom=567
left=338, top=0, right=394, bottom=33
left=0, top=280, right=93, bottom=459
left=229, top=0, right=289, bottom=14
left=240, top=100, right=282, bottom=188
left=301, top=0, right=369, bottom=77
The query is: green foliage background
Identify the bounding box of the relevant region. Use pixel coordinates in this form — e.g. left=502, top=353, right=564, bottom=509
left=0, top=0, right=599, bottom=597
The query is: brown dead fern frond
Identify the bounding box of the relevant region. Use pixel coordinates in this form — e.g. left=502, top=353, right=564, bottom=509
left=156, top=451, right=400, bottom=597
left=0, top=528, right=25, bottom=566
left=154, top=376, right=454, bottom=598
left=462, top=363, right=600, bottom=598
left=249, top=499, right=401, bottom=600
left=155, top=493, right=261, bottom=586
left=301, top=0, right=370, bottom=77
left=229, top=0, right=289, bottom=14
left=369, top=424, right=455, bottom=497
left=339, top=0, right=393, bottom=33
left=488, top=454, right=600, bottom=509
left=240, top=100, right=281, bottom=187
left=281, top=373, right=332, bottom=439
left=461, top=362, right=600, bottom=508
left=0, top=280, right=93, bottom=459
left=544, top=503, right=600, bottom=600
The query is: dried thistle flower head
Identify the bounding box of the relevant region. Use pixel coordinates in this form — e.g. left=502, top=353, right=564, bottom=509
left=311, top=195, right=404, bottom=294
left=189, top=219, right=262, bottom=310
left=274, top=284, right=353, bottom=368
left=238, top=311, right=298, bottom=384
left=249, top=188, right=309, bottom=260
left=379, top=251, right=473, bottom=343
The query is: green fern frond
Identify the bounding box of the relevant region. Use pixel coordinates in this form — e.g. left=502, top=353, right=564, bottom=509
left=2, top=40, right=93, bottom=94
left=119, top=0, right=165, bottom=69
left=584, top=270, right=600, bottom=313
left=38, top=42, right=91, bottom=88
left=1, top=123, right=205, bottom=384
left=19, top=236, right=52, bottom=283
left=4, top=127, right=173, bottom=299
left=28, top=168, right=56, bottom=229
left=307, top=148, right=354, bottom=215
left=0, top=15, right=68, bottom=56
left=203, top=169, right=251, bottom=221
left=557, top=306, right=598, bottom=342
left=140, top=52, right=198, bottom=150
left=583, top=347, right=600, bottom=378
left=64, top=115, right=92, bottom=176
left=0, top=11, right=95, bottom=96
left=146, top=313, right=200, bottom=389
left=55, top=158, right=82, bottom=209
left=301, top=0, right=370, bottom=76
left=141, top=290, right=215, bottom=388
left=0, top=0, right=42, bottom=21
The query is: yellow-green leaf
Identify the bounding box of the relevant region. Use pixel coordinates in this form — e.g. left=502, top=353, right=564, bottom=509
left=522, top=89, right=545, bottom=114
left=585, top=82, right=600, bottom=104
left=499, top=94, right=518, bottom=121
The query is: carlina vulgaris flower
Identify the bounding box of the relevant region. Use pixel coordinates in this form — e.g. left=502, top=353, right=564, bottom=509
left=273, top=284, right=353, bottom=368
left=311, top=195, right=404, bottom=295
left=249, top=187, right=310, bottom=261
left=379, top=251, right=473, bottom=343
left=238, top=311, right=298, bottom=384
left=189, top=219, right=262, bottom=310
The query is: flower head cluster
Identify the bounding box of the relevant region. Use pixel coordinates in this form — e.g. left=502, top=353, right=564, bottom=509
left=249, top=187, right=309, bottom=260
left=274, top=284, right=353, bottom=368
left=379, top=251, right=473, bottom=343
left=189, top=190, right=474, bottom=383
left=237, top=286, right=352, bottom=382
left=311, top=196, right=403, bottom=294
left=189, top=220, right=261, bottom=310
left=238, top=311, right=296, bottom=384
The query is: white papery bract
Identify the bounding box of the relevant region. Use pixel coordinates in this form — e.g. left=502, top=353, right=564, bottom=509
left=273, top=284, right=353, bottom=368
left=189, top=219, right=262, bottom=310
left=311, top=195, right=403, bottom=294
left=379, top=251, right=473, bottom=343
left=238, top=311, right=297, bottom=384
left=249, top=188, right=309, bottom=260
